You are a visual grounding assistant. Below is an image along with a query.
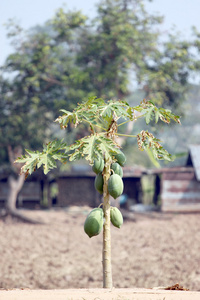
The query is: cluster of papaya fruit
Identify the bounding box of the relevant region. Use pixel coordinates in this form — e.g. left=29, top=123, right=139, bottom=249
left=84, top=150, right=126, bottom=238
left=93, top=150, right=126, bottom=199
left=84, top=206, right=123, bottom=238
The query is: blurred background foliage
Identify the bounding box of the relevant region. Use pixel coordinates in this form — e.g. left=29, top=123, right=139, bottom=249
left=1, top=0, right=200, bottom=170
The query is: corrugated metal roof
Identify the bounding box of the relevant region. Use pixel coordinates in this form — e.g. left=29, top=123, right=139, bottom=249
left=188, top=145, right=200, bottom=181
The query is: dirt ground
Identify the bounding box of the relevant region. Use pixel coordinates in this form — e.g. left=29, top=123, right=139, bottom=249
left=1, top=288, right=200, bottom=300
left=0, top=207, right=200, bottom=293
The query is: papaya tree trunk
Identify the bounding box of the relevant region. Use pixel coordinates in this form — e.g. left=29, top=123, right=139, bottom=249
left=102, top=156, right=112, bottom=288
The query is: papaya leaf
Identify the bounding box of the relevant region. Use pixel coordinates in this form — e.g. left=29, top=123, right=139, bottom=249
left=144, top=106, right=155, bottom=124
left=146, top=148, right=161, bottom=168
left=83, top=96, right=105, bottom=107
left=137, top=130, right=173, bottom=161
left=39, top=153, right=57, bottom=174
left=155, top=110, right=160, bottom=123
left=158, top=108, right=181, bottom=124
left=16, top=150, right=40, bottom=175
left=134, top=101, right=180, bottom=125
left=66, top=135, right=100, bottom=162
left=16, top=140, right=69, bottom=175
left=65, top=140, right=82, bottom=153
left=98, top=136, right=120, bottom=162
left=68, top=149, right=83, bottom=161
left=44, top=139, right=68, bottom=152
left=55, top=110, right=80, bottom=128
left=81, top=135, right=101, bottom=162
left=127, top=106, right=134, bottom=121
left=99, top=100, right=131, bottom=121
left=66, top=133, right=120, bottom=164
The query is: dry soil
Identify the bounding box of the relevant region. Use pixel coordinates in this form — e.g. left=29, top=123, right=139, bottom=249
left=0, top=207, right=200, bottom=295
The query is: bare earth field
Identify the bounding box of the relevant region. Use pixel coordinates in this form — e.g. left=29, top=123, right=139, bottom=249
left=0, top=207, right=200, bottom=299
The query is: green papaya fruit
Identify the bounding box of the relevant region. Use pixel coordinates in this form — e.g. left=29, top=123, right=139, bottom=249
left=113, top=150, right=126, bottom=166
left=94, top=173, right=104, bottom=194
left=84, top=208, right=104, bottom=238
left=110, top=207, right=123, bottom=228
left=92, top=158, right=104, bottom=174
left=111, top=162, right=123, bottom=178
left=108, top=174, right=124, bottom=199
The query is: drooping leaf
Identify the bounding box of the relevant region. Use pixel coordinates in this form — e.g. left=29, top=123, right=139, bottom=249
left=137, top=130, right=173, bottom=161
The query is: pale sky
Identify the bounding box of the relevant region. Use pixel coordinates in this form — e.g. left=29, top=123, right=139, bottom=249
left=1, top=0, right=200, bottom=65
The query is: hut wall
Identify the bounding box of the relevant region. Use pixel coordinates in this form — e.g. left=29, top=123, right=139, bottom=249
left=161, top=168, right=200, bottom=212
left=123, top=177, right=142, bottom=203
left=0, top=181, right=8, bottom=208
left=57, top=173, right=142, bottom=207
left=57, top=176, right=100, bottom=207
left=18, top=181, right=41, bottom=209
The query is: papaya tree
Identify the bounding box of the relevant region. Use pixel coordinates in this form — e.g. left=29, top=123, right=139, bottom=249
left=16, top=97, right=180, bottom=288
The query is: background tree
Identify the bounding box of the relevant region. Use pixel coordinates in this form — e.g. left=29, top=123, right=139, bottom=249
left=139, top=34, right=196, bottom=113
left=0, top=0, right=199, bottom=216
left=76, top=0, right=197, bottom=113
left=0, top=10, right=88, bottom=219
left=76, top=0, right=163, bottom=99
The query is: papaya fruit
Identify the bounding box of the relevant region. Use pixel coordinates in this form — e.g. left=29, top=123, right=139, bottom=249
left=108, top=174, right=124, bottom=199
left=113, top=150, right=126, bottom=166
left=111, top=162, right=123, bottom=178
left=84, top=208, right=104, bottom=238
left=110, top=207, right=123, bottom=228
left=94, top=173, right=104, bottom=194
left=92, top=158, right=104, bottom=174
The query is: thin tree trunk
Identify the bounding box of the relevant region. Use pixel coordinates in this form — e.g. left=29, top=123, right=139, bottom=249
left=4, top=145, right=44, bottom=224
left=102, top=156, right=112, bottom=288
left=5, top=173, right=43, bottom=224
left=7, top=173, right=25, bottom=213
left=7, top=145, right=25, bottom=214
